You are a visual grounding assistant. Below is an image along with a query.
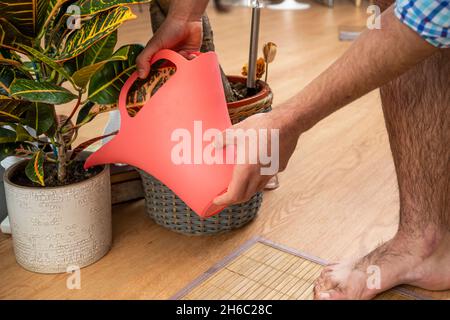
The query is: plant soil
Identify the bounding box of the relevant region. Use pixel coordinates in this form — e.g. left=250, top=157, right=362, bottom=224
left=230, top=81, right=257, bottom=100
left=10, top=161, right=103, bottom=188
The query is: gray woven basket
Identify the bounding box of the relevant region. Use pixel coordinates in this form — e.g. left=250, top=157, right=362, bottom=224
left=139, top=171, right=263, bottom=235
left=139, top=76, right=272, bottom=235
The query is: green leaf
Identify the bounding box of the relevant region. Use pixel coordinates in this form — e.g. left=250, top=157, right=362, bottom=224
left=0, top=141, right=36, bottom=161
left=0, top=58, right=22, bottom=68
left=65, top=32, right=123, bottom=88
left=11, top=79, right=77, bottom=104
left=42, top=0, right=75, bottom=32
left=25, top=150, right=45, bottom=186
left=18, top=44, right=75, bottom=86
left=75, top=101, right=95, bottom=124
left=0, top=66, right=32, bottom=96
left=0, top=127, right=15, bottom=143
left=0, top=125, right=34, bottom=143
left=0, top=143, right=19, bottom=161
left=0, top=97, right=32, bottom=121
left=57, top=6, right=136, bottom=61
left=0, top=18, right=33, bottom=53
left=75, top=0, right=151, bottom=16
left=24, top=103, right=55, bottom=135
left=65, top=31, right=117, bottom=74
left=70, top=132, right=116, bottom=161
left=82, top=30, right=118, bottom=66
left=73, top=56, right=128, bottom=88
left=88, top=44, right=143, bottom=104
left=74, top=0, right=150, bottom=15
left=0, top=48, right=12, bottom=59
left=0, top=0, right=51, bottom=37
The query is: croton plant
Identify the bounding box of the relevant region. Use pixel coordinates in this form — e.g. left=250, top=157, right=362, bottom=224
left=0, top=0, right=161, bottom=186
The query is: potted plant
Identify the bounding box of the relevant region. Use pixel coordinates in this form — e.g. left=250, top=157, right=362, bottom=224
left=0, top=0, right=151, bottom=273
left=38, top=0, right=277, bottom=236
left=137, top=0, right=276, bottom=235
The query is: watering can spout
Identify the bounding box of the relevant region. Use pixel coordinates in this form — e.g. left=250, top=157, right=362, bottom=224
left=84, top=140, right=121, bottom=170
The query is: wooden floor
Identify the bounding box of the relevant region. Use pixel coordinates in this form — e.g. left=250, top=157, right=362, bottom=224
left=0, top=1, right=447, bottom=299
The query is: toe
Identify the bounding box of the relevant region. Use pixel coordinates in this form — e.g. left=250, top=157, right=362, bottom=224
left=315, top=289, right=346, bottom=300
left=314, top=266, right=344, bottom=300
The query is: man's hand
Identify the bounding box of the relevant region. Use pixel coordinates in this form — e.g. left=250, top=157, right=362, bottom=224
left=136, top=16, right=203, bottom=78
left=213, top=110, right=301, bottom=207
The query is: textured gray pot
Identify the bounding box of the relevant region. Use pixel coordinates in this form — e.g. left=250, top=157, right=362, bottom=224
left=4, top=158, right=112, bottom=274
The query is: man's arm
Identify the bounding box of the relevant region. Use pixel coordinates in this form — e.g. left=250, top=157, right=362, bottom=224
left=136, top=0, right=209, bottom=78
left=213, top=5, right=440, bottom=206
left=281, top=5, right=437, bottom=133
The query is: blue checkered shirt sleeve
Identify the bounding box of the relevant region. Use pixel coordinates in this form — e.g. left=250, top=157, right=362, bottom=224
left=395, top=0, right=450, bottom=48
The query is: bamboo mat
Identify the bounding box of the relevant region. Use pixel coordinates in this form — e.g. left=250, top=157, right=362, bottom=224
left=172, top=238, right=425, bottom=300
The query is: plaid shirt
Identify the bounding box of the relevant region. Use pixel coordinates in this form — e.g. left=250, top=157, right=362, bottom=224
left=395, top=0, right=450, bottom=48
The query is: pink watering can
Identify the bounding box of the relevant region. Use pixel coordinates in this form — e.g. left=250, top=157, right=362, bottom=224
left=84, top=49, right=234, bottom=218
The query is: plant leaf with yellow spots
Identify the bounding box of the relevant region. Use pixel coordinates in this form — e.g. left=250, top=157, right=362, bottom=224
left=0, top=96, right=32, bottom=122
left=18, top=44, right=75, bottom=86
left=73, top=0, right=151, bottom=15
left=11, top=79, right=77, bottom=104
left=0, top=0, right=50, bottom=37
left=25, top=150, right=45, bottom=186
left=88, top=44, right=143, bottom=104
left=0, top=18, right=33, bottom=52
left=57, top=6, right=136, bottom=61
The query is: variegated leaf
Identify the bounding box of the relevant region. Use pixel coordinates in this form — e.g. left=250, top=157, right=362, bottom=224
left=0, top=0, right=49, bottom=37
left=74, top=0, right=151, bottom=15
left=81, top=66, right=175, bottom=124
left=57, top=6, right=136, bottom=61
left=18, top=44, right=75, bottom=86
left=24, top=103, right=55, bottom=135
left=0, top=124, right=34, bottom=143
left=44, top=1, right=81, bottom=51
left=75, top=101, right=95, bottom=125
left=0, top=65, right=32, bottom=96
left=88, top=44, right=143, bottom=104
left=0, top=127, right=15, bottom=143
left=0, top=96, right=31, bottom=121
left=25, top=150, right=45, bottom=186
left=72, top=56, right=126, bottom=88
left=65, top=31, right=119, bottom=88
left=70, top=131, right=116, bottom=160
left=11, top=79, right=77, bottom=104
left=81, top=30, right=118, bottom=67
left=0, top=18, right=33, bottom=52
left=43, top=0, right=75, bottom=31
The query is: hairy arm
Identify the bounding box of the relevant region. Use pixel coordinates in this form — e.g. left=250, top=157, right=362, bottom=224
left=282, top=5, right=437, bottom=133
left=214, top=5, right=440, bottom=206
left=165, top=0, right=210, bottom=21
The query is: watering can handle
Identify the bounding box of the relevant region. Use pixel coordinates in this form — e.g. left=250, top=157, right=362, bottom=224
left=118, top=49, right=201, bottom=122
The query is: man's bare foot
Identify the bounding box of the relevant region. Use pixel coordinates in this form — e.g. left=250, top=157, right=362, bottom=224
left=313, top=228, right=450, bottom=300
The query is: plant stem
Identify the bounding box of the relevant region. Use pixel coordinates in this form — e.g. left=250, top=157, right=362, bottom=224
left=14, top=148, right=57, bottom=163
left=60, top=90, right=82, bottom=131
left=56, top=131, right=67, bottom=183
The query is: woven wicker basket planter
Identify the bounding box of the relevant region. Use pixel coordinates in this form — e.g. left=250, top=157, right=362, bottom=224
left=140, top=76, right=273, bottom=235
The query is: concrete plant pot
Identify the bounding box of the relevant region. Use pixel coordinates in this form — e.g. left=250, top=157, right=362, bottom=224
left=0, top=165, right=7, bottom=222
left=3, top=155, right=112, bottom=274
